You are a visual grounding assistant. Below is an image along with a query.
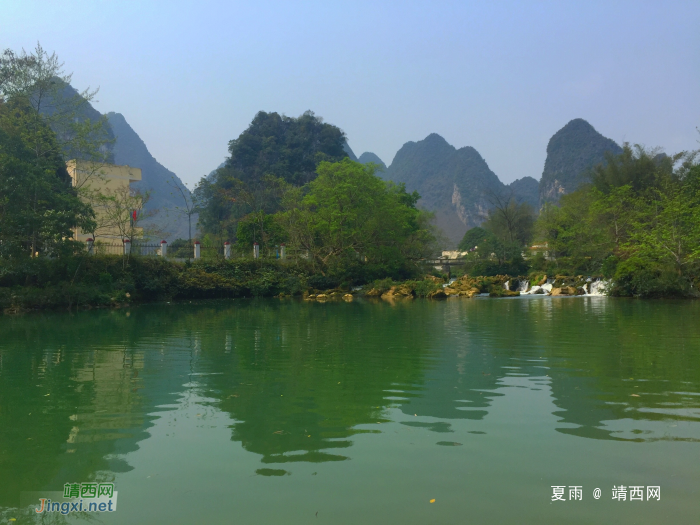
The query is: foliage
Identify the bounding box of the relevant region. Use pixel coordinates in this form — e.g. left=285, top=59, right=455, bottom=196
left=0, top=98, right=94, bottom=257
left=535, top=143, right=700, bottom=296
left=455, top=191, right=534, bottom=277
left=0, top=44, right=114, bottom=258
left=0, top=254, right=323, bottom=311
left=168, top=238, right=192, bottom=258
left=235, top=209, right=286, bottom=252
left=224, top=110, right=347, bottom=186
left=458, top=226, right=494, bottom=251
left=482, top=190, right=535, bottom=247
left=411, top=279, right=443, bottom=298
left=196, top=111, right=347, bottom=240
left=469, top=256, right=529, bottom=277
left=276, top=159, right=438, bottom=279
left=0, top=44, right=113, bottom=166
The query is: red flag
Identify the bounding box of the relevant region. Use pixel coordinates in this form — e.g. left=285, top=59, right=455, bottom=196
left=132, top=210, right=137, bottom=221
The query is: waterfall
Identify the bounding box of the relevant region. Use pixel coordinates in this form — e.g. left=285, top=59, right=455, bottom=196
left=581, top=283, right=589, bottom=295
left=528, top=285, right=542, bottom=294
left=541, top=283, right=553, bottom=294
left=588, top=279, right=610, bottom=296
left=504, top=280, right=510, bottom=291
left=518, top=280, right=530, bottom=293
left=443, top=278, right=458, bottom=288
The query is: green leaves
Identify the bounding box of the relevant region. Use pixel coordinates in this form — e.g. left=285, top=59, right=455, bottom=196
left=535, top=146, right=700, bottom=296
left=277, top=159, right=437, bottom=278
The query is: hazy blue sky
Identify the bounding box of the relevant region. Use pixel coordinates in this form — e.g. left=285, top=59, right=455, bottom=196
left=4, top=0, right=699, bottom=187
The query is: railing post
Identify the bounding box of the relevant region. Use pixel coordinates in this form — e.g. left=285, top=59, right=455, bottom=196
left=224, top=241, right=231, bottom=260
left=123, top=239, right=131, bottom=256
left=280, top=243, right=286, bottom=260
left=194, top=240, right=201, bottom=260
left=86, top=238, right=94, bottom=255
left=160, top=240, right=167, bottom=257
left=253, top=242, right=259, bottom=259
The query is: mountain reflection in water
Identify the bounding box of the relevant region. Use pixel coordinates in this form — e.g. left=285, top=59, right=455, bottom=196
left=1, top=297, right=699, bottom=523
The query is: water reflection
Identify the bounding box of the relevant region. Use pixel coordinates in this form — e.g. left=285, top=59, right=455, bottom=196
left=1, top=298, right=699, bottom=518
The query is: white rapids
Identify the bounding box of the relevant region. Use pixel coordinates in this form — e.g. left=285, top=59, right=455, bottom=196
left=518, top=278, right=611, bottom=296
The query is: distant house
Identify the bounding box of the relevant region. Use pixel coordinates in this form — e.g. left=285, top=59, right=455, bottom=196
left=527, top=242, right=551, bottom=259
left=440, top=250, right=469, bottom=259
left=66, top=160, right=143, bottom=242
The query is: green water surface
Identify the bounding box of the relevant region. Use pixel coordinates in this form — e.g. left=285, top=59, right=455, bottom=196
left=1, top=297, right=699, bottom=524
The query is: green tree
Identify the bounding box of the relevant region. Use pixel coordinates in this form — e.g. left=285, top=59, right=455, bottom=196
left=196, top=111, right=349, bottom=240
left=277, top=159, right=436, bottom=277
left=535, top=143, right=700, bottom=294
left=458, top=226, right=494, bottom=252
left=0, top=44, right=113, bottom=175
left=0, top=98, right=94, bottom=257
left=0, top=44, right=112, bottom=257
left=482, top=190, right=535, bottom=247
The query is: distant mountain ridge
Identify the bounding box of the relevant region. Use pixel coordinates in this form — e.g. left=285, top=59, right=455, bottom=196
left=358, top=152, right=387, bottom=171
left=46, top=85, right=194, bottom=240
left=202, top=116, right=622, bottom=248
left=107, top=112, right=194, bottom=240
left=378, top=134, right=539, bottom=246
left=540, top=118, right=622, bottom=203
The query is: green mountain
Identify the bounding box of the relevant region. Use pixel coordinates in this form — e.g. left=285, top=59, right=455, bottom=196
left=358, top=152, right=387, bottom=171
left=223, top=110, right=348, bottom=186
left=381, top=134, right=507, bottom=247
left=40, top=84, right=193, bottom=240
left=107, top=112, right=194, bottom=240
left=197, top=111, right=349, bottom=238
left=507, top=177, right=539, bottom=209
left=540, top=118, right=622, bottom=203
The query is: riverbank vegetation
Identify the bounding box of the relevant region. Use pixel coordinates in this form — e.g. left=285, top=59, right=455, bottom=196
left=2, top=45, right=699, bottom=312
left=456, top=144, right=700, bottom=298
left=535, top=145, right=700, bottom=297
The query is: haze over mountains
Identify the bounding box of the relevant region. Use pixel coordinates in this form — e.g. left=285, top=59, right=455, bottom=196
left=46, top=84, right=193, bottom=240
left=105, top=110, right=620, bottom=246
left=61, top=82, right=621, bottom=247
left=349, top=119, right=620, bottom=246
left=107, top=113, right=194, bottom=240
left=539, top=118, right=622, bottom=203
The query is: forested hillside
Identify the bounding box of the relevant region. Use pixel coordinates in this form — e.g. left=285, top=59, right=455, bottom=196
left=196, top=110, right=349, bottom=239
left=539, top=118, right=622, bottom=204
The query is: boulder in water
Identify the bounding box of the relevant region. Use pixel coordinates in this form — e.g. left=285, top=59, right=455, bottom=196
left=427, top=289, right=447, bottom=299
left=382, top=285, right=414, bottom=299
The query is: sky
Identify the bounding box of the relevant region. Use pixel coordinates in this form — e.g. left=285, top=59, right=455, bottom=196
left=3, top=0, right=699, bottom=187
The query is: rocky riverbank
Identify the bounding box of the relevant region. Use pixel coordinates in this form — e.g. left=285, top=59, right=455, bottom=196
left=300, top=274, right=612, bottom=302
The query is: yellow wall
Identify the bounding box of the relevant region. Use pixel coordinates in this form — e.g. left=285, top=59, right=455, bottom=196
left=66, top=160, right=143, bottom=242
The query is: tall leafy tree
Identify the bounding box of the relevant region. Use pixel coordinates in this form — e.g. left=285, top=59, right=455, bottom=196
left=277, top=159, right=436, bottom=276
left=0, top=99, right=94, bottom=256
left=535, top=143, right=700, bottom=295
left=0, top=44, right=112, bottom=257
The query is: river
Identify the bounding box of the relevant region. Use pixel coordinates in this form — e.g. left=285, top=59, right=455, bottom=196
left=1, top=296, right=699, bottom=524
